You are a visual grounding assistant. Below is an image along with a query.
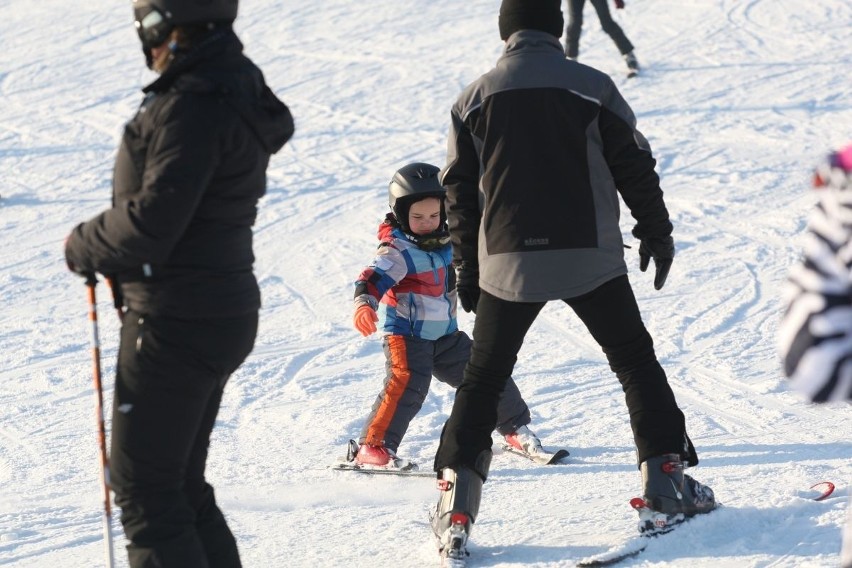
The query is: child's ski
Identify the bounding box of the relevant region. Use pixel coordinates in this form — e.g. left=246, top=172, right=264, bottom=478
left=329, top=462, right=434, bottom=477
left=501, top=445, right=569, bottom=465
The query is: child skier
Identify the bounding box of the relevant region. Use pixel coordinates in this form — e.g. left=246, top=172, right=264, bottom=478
left=779, top=143, right=852, bottom=568
left=343, top=162, right=560, bottom=471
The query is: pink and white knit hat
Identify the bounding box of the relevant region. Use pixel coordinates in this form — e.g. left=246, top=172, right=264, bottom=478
left=814, top=143, right=852, bottom=190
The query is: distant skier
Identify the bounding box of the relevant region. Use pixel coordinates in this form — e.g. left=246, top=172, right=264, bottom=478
left=430, top=0, right=716, bottom=563
left=344, top=163, right=554, bottom=471
left=64, top=0, right=293, bottom=566
left=564, top=0, right=640, bottom=77
left=778, top=143, right=852, bottom=568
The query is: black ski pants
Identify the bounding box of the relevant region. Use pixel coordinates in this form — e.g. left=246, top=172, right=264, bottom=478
left=435, top=275, right=696, bottom=474
left=110, top=310, right=257, bottom=568
left=565, top=0, right=634, bottom=58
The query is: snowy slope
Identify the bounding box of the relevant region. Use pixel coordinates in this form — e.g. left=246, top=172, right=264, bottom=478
left=1, top=0, right=852, bottom=566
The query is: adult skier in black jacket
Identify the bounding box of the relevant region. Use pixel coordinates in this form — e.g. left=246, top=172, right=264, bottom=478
left=65, top=1, right=293, bottom=566
left=430, top=0, right=714, bottom=563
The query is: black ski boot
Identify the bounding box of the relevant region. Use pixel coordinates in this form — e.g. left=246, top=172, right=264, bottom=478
left=624, top=50, right=640, bottom=77
left=431, top=451, right=491, bottom=567
left=637, top=453, right=716, bottom=534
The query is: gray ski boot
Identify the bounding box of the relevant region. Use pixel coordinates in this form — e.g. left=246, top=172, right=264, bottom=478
left=637, top=453, right=716, bottom=534
left=431, top=451, right=491, bottom=567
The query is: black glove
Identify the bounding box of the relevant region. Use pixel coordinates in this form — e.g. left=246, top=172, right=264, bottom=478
left=64, top=232, right=95, bottom=280
left=455, top=261, right=480, bottom=314
left=638, top=236, right=674, bottom=290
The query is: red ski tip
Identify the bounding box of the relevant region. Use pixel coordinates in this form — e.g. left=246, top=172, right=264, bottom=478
left=810, top=481, right=836, bottom=501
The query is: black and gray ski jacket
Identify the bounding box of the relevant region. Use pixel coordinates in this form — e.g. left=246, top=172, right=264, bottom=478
left=442, top=30, right=671, bottom=302
left=65, top=30, right=294, bottom=318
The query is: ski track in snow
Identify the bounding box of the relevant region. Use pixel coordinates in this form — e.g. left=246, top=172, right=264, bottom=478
left=1, top=0, right=852, bottom=566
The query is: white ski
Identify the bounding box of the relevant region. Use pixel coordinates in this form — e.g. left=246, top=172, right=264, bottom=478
left=329, top=462, right=434, bottom=477
left=577, top=481, right=837, bottom=566
left=501, top=444, right=569, bottom=465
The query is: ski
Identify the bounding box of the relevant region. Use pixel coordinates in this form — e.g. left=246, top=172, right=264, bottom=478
left=576, top=497, right=710, bottom=567
left=501, top=444, right=569, bottom=465
left=576, top=534, right=649, bottom=567
left=577, top=482, right=837, bottom=566
left=330, top=443, right=573, bottom=476
left=331, top=446, right=571, bottom=475
left=329, top=462, right=434, bottom=477
left=440, top=550, right=467, bottom=568
left=329, top=439, right=431, bottom=477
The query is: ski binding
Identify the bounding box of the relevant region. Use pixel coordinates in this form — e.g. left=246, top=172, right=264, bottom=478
left=437, top=513, right=470, bottom=567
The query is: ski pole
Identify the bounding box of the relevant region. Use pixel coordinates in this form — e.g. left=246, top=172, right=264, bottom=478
left=85, top=274, right=115, bottom=568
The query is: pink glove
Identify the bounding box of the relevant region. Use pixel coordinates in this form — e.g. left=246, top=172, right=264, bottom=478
left=353, top=304, right=378, bottom=336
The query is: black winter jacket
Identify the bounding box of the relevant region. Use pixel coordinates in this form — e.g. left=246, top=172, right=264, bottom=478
left=66, top=30, right=294, bottom=318
left=442, top=30, right=670, bottom=302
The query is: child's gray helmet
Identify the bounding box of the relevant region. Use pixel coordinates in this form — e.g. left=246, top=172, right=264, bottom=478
left=388, top=163, right=447, bottom=232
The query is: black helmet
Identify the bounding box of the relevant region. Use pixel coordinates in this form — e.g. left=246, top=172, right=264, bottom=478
left=388, top=162, right=447, bottom=233
left=133, top=0, right=237, bottom=50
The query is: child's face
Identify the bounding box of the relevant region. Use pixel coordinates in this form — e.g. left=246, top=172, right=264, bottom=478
left=408, top=197, right=442, bottom=235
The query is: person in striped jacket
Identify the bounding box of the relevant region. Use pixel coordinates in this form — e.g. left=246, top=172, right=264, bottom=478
left=779, top=143, right=852, bottom=568
left=345, top=162, right=551, bottom=470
